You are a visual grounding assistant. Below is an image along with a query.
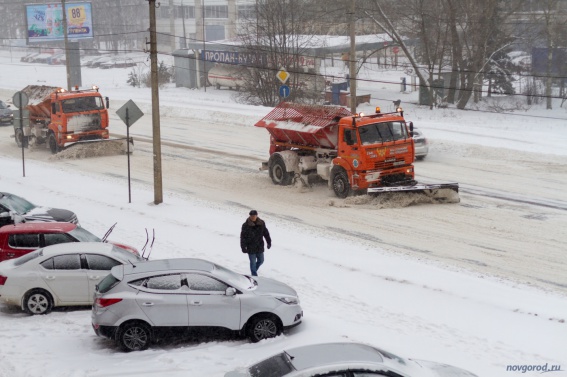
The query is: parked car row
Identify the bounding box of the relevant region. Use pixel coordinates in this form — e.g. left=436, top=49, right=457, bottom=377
left=20, top=51, right=66, bottom=65
left=82, top=55, right=138, bottom=69
left=20, top=51, right=138, bottom=69
left=0, top=193, right=477, bottom=377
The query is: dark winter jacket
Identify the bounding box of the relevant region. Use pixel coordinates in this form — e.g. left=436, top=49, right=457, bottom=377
left=240, top=217, right=271, bottom=254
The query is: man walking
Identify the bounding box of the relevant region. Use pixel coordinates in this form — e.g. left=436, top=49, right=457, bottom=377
left=240, top=210, right=271, bottom=276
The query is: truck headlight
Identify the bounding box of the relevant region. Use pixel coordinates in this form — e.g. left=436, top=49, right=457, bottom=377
left=276, top=296, right=299, bottom=305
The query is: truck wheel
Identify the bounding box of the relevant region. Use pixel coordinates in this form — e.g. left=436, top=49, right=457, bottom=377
left=332, top=169, right=351, bottom=198
left=48, top=133, right=59, bottom=154
left=269, top=154, right=293, bottom=186
left=15, top=128, right=28, bottom=148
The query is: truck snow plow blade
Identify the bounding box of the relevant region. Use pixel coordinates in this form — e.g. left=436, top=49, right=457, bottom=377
left=368, top=183, right=460, bottom=203
left=50, top=137, right=134, bottom=159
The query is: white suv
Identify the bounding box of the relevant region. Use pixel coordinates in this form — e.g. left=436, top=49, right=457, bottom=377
left=92, top=258, right=303, bottom=351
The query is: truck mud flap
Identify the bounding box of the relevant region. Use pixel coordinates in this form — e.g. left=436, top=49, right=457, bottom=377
left=367, top=183, right=460, bottom=203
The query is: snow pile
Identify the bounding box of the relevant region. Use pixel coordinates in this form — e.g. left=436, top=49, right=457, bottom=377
left=49, top=139, right=132, bottom=159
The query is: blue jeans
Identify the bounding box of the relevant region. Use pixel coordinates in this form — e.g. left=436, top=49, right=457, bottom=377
left=248, top=252, right=264, bottom=276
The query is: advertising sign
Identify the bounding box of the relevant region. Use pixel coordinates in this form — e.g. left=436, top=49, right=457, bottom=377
left=26, top=2, right=94, bottom=42
left=201, top=50, right=316, bottom=69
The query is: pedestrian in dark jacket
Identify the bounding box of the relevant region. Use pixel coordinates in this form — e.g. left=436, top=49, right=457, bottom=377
left=240, top=210, right=271, bottom=276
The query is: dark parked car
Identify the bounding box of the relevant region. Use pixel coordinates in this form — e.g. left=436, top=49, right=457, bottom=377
left=0, top=192, right=78, bottom=227
left=0, top=100, right=13, bottom=126
left=0, top=222, right=139, bottom=262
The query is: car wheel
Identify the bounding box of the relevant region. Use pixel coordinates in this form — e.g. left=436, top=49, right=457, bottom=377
left=15, top=128, right=28, bottom=148
left=48, top=132, right=59, bottom=154
left=331, top=169, right=351, bottom=198
left=269, top=154, right=293, bottom=186
left=246, top=315, right=282, bottom=343
left=416, top=155, right=426, bottom=161
left=23, top=289, right=53, bottom=315
left=116, top=321, right=152, bottom=352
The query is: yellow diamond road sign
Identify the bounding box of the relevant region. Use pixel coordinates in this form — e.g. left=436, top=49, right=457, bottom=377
left=276, top=68, right=290, bottom=84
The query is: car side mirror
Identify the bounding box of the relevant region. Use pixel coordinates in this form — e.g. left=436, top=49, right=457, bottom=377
left=226, top=287, right=237, bottom=296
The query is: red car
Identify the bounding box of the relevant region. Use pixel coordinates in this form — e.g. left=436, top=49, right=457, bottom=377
left=0, top=222, right=138, bottom=262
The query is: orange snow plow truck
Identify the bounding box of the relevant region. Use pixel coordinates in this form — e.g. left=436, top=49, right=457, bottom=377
left=14, top=85, right=130, bottom=155
left=255, top=102, right=458, bottom=199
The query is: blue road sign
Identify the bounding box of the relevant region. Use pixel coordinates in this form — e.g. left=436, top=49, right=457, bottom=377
left=279, top=85, right=290, bottom=98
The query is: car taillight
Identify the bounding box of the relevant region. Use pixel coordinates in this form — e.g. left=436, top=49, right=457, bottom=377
left=0, top=276, right=7, bottom=285
left=96, top=298, right=122, bottom=308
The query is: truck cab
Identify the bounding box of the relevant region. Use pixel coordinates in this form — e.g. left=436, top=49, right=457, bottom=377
left=47, top=87, right=110, bottom=152
left=332, top=109, right=416, bottom=197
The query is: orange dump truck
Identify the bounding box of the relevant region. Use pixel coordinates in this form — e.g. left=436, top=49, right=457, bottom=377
left=255, top=102, right=458, bottom=198
left=14, top=85, right=111, bottom=154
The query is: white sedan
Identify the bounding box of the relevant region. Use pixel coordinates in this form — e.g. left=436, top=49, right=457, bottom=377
left=0, top=242, right=144, bottom=315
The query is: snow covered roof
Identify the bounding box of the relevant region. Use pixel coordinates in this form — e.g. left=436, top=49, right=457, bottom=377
left=186, top=34, right=403, bottom=55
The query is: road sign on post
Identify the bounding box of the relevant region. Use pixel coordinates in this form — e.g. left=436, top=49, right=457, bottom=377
left=12, top=91, right=29, bottom=177
left=279, top=85, right=290, bottom=99
left=116, top=100, right=144, bottom=203
left=12, top=91, right=29, bottom=108
left=276, top=68, right=290, bottom=84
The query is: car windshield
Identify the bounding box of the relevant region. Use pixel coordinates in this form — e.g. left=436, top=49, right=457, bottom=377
left=61, top=96, right=104, bottom=113
left=13, top=249, right=43, bottom=266
left=111, top=245, right=144, bottom=262
left=68, top=226, right=101, bottom=242
left=359, top=121, right=408, bottom=145
left=213, top=263, right=256, bottom=290
left=249, top=352, right=294, bottom=377
left=0, top=101, right=7, bottom=109
left=0, top=193, right=36, bottom=214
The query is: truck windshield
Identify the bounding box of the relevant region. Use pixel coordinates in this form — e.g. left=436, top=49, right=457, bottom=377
left=359, top=121, right=408, bottom=145
left=61, top=96, right=104, bottom=113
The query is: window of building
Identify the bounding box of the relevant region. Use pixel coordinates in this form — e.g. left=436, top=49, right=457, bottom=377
left=204, top=5, right=228, bottom=19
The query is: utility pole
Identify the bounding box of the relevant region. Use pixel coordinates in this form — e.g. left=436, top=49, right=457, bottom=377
left=169, top=0, right=176, bottom=51
left=62, top=0, right=71, bottom=91
left=349, top=0, right=357, bottom=113
left=148, top=0, right=163, bottom=204
left=181, top=0, right=187, bottom=48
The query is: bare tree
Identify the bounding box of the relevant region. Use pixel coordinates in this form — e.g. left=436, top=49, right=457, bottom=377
left=363, top=0, right=451, bottom=109
left=363, top=0, right=521, bottom=109
left=91, top=0, right=146, bottom=52
left=234, top=0, right=323, bottom=106
left=530, top=0, right=567, bottom=109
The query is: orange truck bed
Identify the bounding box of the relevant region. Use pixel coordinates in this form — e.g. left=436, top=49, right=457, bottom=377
left=254, top=102, right=352, bottom=149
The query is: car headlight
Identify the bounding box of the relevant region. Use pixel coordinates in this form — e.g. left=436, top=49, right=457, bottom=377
left=276, top=296, right=299, bottom=305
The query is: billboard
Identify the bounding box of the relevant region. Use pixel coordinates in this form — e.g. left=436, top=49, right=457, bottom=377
left=26, top=2, right=94, bottom=43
